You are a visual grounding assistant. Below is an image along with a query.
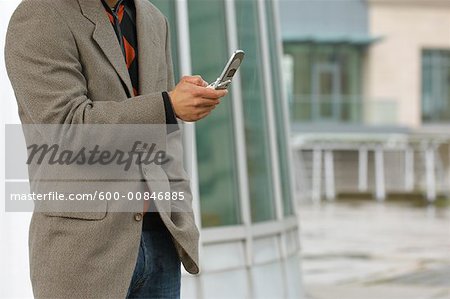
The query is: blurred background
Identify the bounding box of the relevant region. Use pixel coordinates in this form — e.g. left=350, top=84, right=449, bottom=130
left=1, top=0, right=449, bottom=298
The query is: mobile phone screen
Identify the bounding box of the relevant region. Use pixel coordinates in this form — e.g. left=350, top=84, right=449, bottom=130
left=210, top=50, right=245, bottom=90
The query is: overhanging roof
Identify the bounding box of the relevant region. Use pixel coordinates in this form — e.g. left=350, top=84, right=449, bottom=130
left=283, top=35, right=381, bottom=46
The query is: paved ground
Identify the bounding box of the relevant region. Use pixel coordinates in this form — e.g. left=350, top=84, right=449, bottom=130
left=297, top=199, right=450, bottom=299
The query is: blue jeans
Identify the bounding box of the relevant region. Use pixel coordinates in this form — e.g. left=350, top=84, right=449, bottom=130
left=126, top=227, right=181, bottom=299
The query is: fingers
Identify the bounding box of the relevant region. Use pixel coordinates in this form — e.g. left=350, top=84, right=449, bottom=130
left=192, top=85, right=228, bottom=99
left=196, top=105, right=218, bottom=120
left=197, top=111, right=211, bottom=120
left=196, top=100, right=219, bottom=114
left=183, top=75, right=208, bottom=87
left=173, top=75, right=225, bottom=122
left=196, top=98, right=220, bottom=108
left=182, top=76, right=203, bottom=86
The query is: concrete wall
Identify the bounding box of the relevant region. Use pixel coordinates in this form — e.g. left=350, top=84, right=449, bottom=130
left=365, top=0, right=450, bottom=128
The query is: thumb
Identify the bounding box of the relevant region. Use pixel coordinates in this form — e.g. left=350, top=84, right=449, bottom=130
left=184, top=75, right=208, bottom=87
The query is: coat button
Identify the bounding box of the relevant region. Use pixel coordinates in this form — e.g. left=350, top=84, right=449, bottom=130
left=134, top=213, right=143, bottom=222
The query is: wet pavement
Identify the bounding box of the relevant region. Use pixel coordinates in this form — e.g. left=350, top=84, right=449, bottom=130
left=298, top=199, right=450, bottom=299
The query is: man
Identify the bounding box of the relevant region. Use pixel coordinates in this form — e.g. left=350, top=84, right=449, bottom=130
left=5, top=0, right=227, bottom=298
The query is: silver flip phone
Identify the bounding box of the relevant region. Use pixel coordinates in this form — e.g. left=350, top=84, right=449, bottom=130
left=208, top=50, right=245, bottom=90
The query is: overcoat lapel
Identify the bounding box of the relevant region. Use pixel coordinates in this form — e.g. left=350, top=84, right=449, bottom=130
left=78, top=0, right=134, bottom=97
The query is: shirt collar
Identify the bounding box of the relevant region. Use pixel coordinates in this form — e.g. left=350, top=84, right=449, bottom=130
left=101, top=0, right=127, bottom=13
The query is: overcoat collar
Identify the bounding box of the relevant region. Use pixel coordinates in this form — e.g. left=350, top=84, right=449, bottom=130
left=77, top=0, right=161, bottom=96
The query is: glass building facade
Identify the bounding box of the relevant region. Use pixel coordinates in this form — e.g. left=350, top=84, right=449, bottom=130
left=151, top=0, right=301, bottom=298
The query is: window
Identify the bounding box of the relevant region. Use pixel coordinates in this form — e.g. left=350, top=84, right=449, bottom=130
left=236, top=0, right=275, bottom=222
left=150, top=0, right=180, bottom=81
left=188, top=0, right=241, bottom=227
left=283, top=43, right=363, bottom=123
left=422, top=49, right=450, bottom=123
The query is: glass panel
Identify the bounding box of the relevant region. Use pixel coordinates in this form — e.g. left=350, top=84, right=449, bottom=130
left=251, top=262, right=285, bottom=299
left=285, top=229, right=300, bottom=256
left=188, top=0, right=241, bottom=227
left=202, top=241, right=246, bottom=272
left=422, top=49, right=450, bottom=122
left=285, top=255, right=303, bottom=299
left=265, top=0, right=293, bottom=216
left=284, top=44, right=312, bottom=121
left=203, top=269, right=249, bottom=299
left=150, top=0, right=180, bottom=81
left=180, top=276, right=197, bottom=299
left=318, top=70, right=335, bottom=119
left=235, top=0, right=275, bottom=222
left=253, top=236, right=281, bottom=264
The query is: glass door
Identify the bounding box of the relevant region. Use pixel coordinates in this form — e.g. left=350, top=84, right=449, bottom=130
left=311, top=63, right=342, bottom=122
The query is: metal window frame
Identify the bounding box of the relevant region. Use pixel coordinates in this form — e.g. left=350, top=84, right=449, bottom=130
left=257, top=0, right=291, bottom=297
left=272, top=0, right=298, bottom=216
left=224, top=0, right=255, bottom=297
left=174, top=1, right=205, bottom=296
left=257, top=0, right=285, bottom=223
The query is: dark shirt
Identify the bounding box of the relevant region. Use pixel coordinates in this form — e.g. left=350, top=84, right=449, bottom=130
left=101, top=0, right=178, bottom=127
left=101, top=0, right=174, bottom=230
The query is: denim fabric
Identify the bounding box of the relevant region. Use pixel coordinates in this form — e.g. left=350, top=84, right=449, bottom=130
left=126, top=227, right=181, bottom=299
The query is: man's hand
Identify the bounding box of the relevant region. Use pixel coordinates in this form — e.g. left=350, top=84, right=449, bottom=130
left=168, top=75, right=228, bottom=122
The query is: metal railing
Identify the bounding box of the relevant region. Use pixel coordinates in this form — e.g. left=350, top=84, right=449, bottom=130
left=291, top=133, right=450, bottom=203
left=288, top=95, right=398, bottom=126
